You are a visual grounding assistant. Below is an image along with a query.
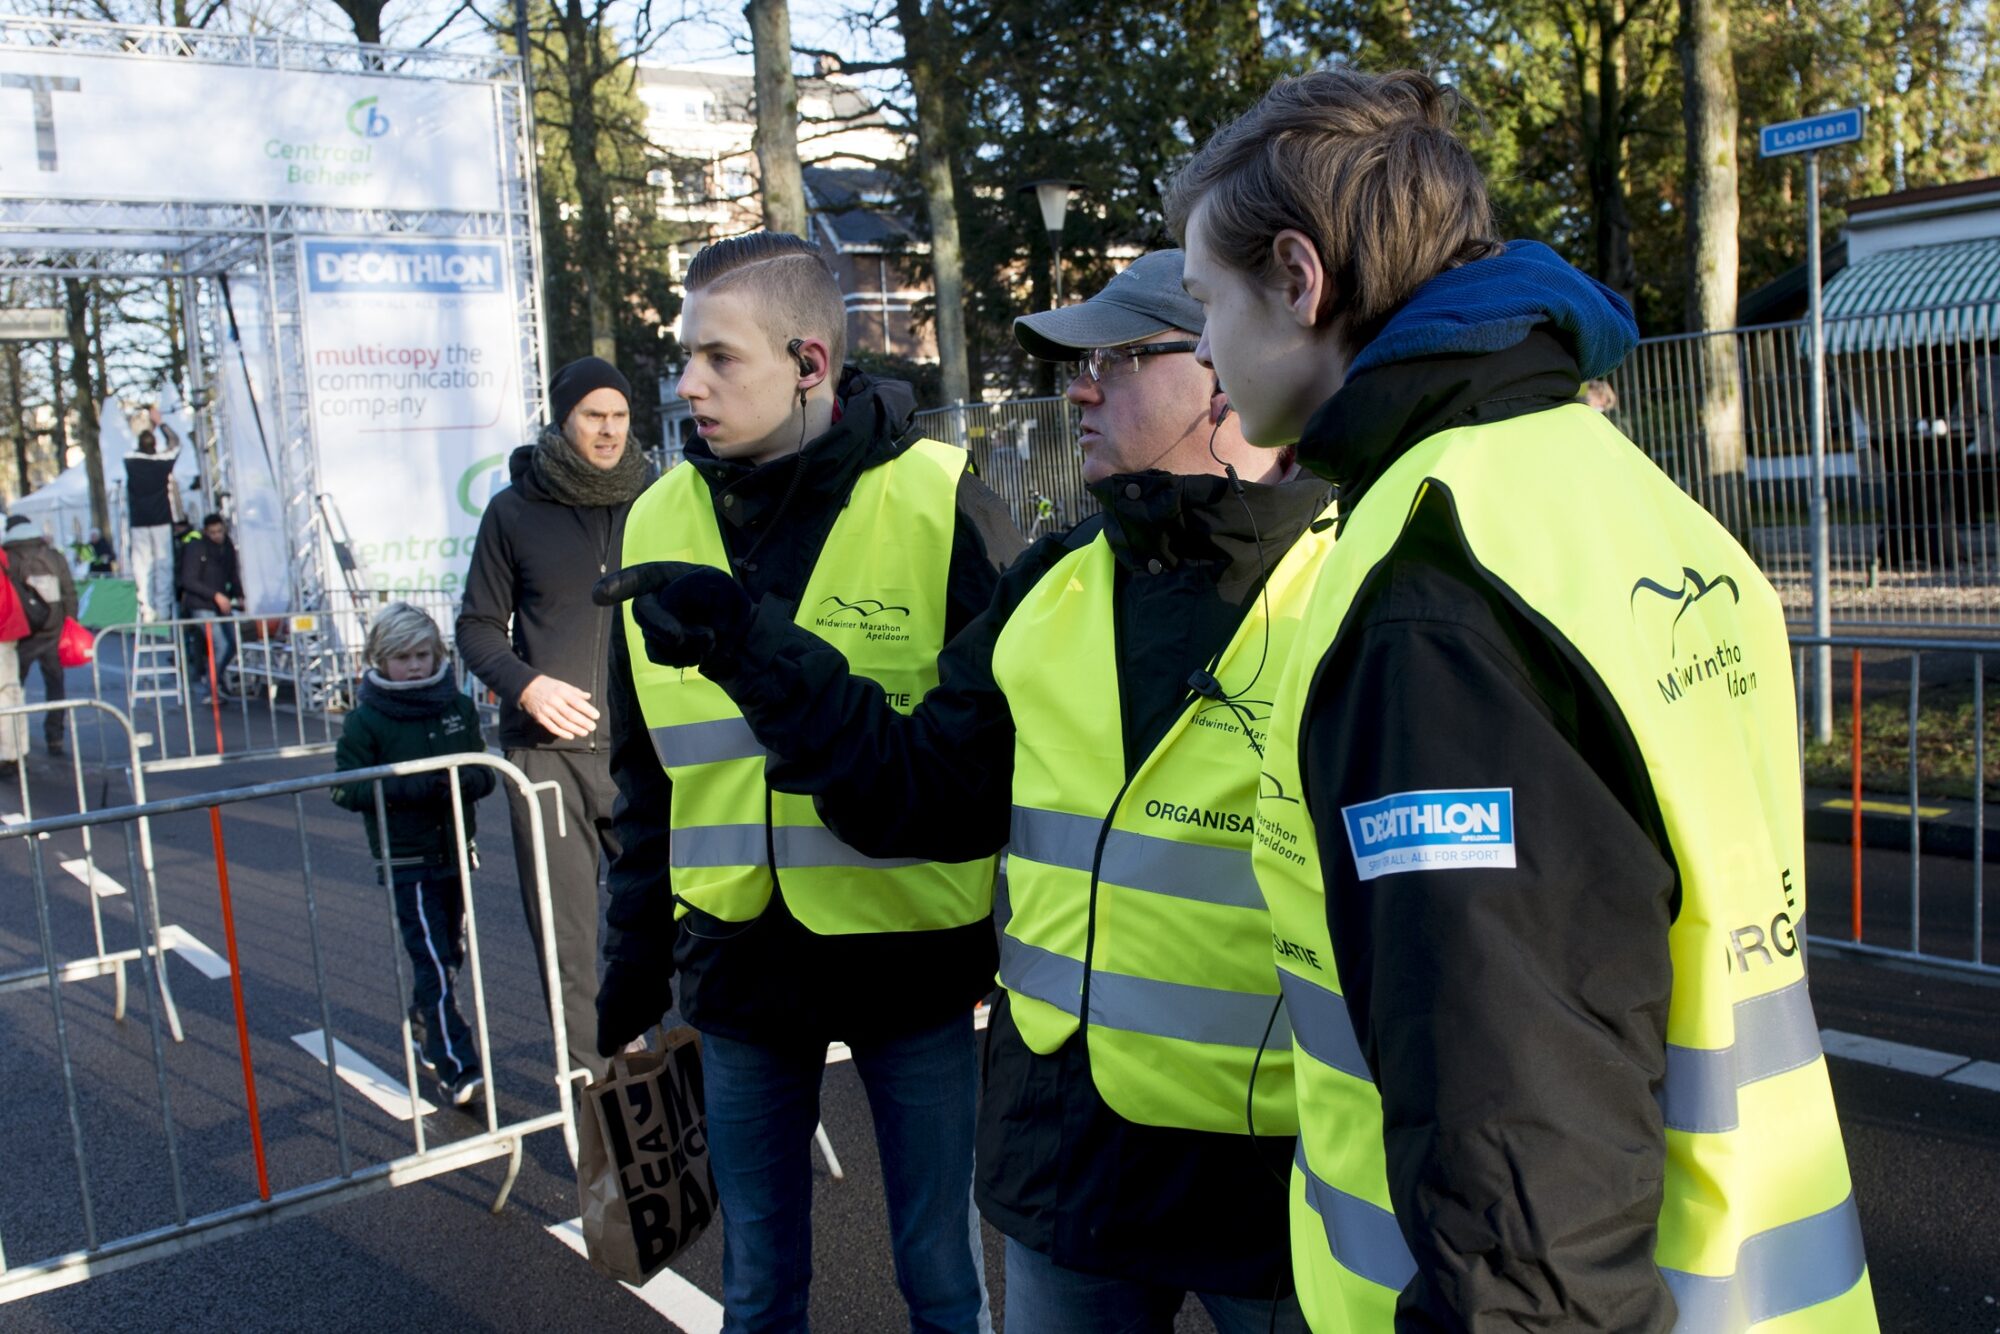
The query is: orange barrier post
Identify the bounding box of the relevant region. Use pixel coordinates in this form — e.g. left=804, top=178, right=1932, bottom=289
left=1851, top=649, right=1863, bottom=943
left=203, top=623, right=225, bottom=756
left=209, top=806, right=271, bottom=1201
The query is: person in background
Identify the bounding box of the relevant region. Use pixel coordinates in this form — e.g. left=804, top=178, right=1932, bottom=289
left=88, top=530, right=116, bottom=575
left=124, top=412, right=182, bottom=622
left=331, top=603, right=497, bottom=1109
left=4, top=515, right=78, bottom=756
left=177, top=512, right=241, bottom=701
left=0, top=534, right=29, bottom=782
left=455, top=356, right=652, bottom=1081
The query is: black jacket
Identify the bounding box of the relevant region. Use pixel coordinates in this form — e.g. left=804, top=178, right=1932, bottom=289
left=602, top=371, right=1026, bottom=1046
left=176, top=536, right=241, bottom=617
left=3, top=535, right=78, bottom=645
left=456, top=446, right=630, bottom=751
left=702, top=465, right=1331, bottom=1295
left=331, top=671, right=497, bottom=867
left=1294, top=330, right=1678, bottom=1330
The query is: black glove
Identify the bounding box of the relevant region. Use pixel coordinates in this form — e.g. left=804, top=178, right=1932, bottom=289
left=592, top=561, right=752, bottom=669
left=595, top=960, right=674, bottom=1058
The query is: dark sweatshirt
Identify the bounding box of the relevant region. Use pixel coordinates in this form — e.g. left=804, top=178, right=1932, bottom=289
left=456, top=448, right=629, bottom=752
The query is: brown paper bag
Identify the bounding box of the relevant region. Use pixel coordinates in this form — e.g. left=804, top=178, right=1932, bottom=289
left=576, top=1025, right=718, bottom=1283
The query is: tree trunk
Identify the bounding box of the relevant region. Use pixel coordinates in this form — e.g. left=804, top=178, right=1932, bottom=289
left=63, top=278, right=107, bottom=536
left=746, top=0, right=808, bottom=237
left=6, top=342, right=29, bottom=497
left=1680, top=0, right=1747, bottom=536
left=561, top=0, right=619, bottom=362
left=1584, top=2, right=1638, bottom=306
left=894, top=0, right=970, bottom=410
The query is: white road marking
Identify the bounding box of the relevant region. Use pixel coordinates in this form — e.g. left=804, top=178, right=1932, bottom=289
left=291, top=1030, right=436, bottom=1120
left=1945, top=1060, right=2000, bottom=1094
left=548, top=1218, right=724, bottom=1333
left=1, top=811, right=50, bottom=840
left=59, top=858, right=127, bottom=898
left=1832, top=1032, right=1984, bottom=1088
left=826, top=1002, right=990, bottom=1068
left=158, top=924, right=230, bottom=979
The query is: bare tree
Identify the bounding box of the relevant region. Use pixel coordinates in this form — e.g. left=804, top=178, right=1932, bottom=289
left=747, top=0, right=809, bottom=236
left=1679, top=0, right=1746, bottom=534
left=62, top=278, right=107, bottom=536
left=890, top=0, right=969, bottom=408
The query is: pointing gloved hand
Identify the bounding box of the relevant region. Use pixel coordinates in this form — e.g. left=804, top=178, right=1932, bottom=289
left=595, top=960, right=674, bottom=1058
left=591, top=561, right=752, bottom=669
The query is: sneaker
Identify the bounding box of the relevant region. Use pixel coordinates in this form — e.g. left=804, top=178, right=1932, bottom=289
left=445, top=1070, right=484, bottom=1109
left=407, top=1009, right=437, bottom=1075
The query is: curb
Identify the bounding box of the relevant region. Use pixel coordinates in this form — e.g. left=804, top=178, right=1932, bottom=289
left=1804, top=787, right=2000, bottom=860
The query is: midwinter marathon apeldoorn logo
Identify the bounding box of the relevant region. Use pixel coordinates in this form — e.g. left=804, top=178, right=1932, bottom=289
left=1629, top=564, right=1758, bottom=704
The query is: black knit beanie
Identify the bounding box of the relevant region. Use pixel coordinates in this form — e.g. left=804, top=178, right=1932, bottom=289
left=549, top=356, right=633, bottom=429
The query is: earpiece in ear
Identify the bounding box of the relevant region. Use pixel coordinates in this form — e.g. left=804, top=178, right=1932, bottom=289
left=786, top=337, right=813, bottom=379
left=1209, top=377, right=1232, bottom=426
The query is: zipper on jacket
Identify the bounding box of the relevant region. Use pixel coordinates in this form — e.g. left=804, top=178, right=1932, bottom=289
left=587, top=505, right=615, bottom=752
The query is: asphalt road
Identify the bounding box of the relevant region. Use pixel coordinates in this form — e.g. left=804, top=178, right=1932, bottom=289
left=0, top=698, right=1995, bottom=1333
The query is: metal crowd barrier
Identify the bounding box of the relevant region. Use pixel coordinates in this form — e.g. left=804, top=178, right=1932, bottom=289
left=914, top=396, right=1093, bottom=534
left=0, top=751, right=578, bottom=1303
left=1793, top=633, right=2000, bottom=976
left=0, top=699, right=180, bottom=1041
left=83, top=590, right=470, bottom=775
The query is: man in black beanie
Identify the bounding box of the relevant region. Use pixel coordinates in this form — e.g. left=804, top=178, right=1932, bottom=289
left=456, top=355, right=653, bottom=1080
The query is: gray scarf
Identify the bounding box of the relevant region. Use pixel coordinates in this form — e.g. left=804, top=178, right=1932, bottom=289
left=530, top=424, right=651, bottom=507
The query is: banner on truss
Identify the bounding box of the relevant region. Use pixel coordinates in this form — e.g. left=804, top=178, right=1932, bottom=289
left=298, top=236, right=525, bottom=593
left=0, top=50, right=502, bottom=212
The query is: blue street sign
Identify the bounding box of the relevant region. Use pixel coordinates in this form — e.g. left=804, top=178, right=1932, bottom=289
left=1760, top=108, right=1865, bottom=158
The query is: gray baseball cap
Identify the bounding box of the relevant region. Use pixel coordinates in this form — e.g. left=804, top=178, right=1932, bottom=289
left=1013, top=250, right=1204, bottom=360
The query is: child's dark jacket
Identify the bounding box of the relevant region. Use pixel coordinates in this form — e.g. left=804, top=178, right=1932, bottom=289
left=332, top=668, right=495, bottom=866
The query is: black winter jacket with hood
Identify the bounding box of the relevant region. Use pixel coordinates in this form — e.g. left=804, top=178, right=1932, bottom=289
left=602, top=370, right=1026, bottom=1047
left=457, top=446, right=630, bottom=751
left=692, top=463, right=1333, bottom=1297
left=331, top=667, right=497, bottom=868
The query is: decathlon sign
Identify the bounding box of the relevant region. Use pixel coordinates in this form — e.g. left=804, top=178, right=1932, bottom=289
left=0, top=50, right=501, bottom=212
left=308, top=242, right=504, bottom=294
left=1341, top=787, right=1517, bottom=881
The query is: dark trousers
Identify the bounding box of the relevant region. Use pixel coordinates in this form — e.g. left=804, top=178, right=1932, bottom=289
left=183, top=613, right=237, bottom=688
left=18, top=636, right=63, bottom=744
left=505, top=746, right=619, bottom=1082
left=392, top=868, right=476, bottom=1085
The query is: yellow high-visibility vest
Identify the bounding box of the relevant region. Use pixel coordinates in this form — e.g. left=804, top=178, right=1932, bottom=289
left=1253, top=404, right=1876, bottom=1331
left=990, top=511, right=1334, bottom=1132
left=621, top=437, right=996, bottom=934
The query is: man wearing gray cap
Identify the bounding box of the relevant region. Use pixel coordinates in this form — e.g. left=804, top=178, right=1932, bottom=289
left=604, top=250, right=1326, bottom=1330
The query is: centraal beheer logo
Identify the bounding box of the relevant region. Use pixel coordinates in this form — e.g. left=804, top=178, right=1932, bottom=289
left=347, top=96, right=391, bottom=138
left=1340, top=787, right=1515, bottom=881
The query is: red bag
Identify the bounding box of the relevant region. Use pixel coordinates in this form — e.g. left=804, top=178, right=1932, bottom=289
left=57, top=617, right=95, bottom=668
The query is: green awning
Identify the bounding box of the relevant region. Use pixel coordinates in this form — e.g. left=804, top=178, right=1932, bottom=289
left=1823, top=237, right=2000, bottom=354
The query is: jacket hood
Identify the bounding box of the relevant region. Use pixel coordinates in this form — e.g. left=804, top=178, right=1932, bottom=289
left=508, top=440, right=551, bottom=501
left=1348, top=240, right=1638, bottom=382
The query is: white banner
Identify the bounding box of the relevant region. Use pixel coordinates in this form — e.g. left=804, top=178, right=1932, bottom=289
left=0, top=51, right=502, bottom=212
left=298, top=237, right=524, bottom=595
left=215, top=279, right=293, bottom=615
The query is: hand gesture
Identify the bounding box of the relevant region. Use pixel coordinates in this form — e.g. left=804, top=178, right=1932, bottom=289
left=592, top=561, right=751, bottom=669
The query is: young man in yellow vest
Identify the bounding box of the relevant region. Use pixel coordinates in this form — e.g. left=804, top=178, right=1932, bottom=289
left=1166, top=70, right=1877, bottom=1331
left=605, top=250, right=1329, bottom=1332
left=594, top=232, right=1023, bottom=1332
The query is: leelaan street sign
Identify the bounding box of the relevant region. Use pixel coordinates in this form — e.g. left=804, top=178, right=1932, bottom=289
left=0, top=51, right=503, bottom=212
left=1760, top=108, right=1865, bottom=158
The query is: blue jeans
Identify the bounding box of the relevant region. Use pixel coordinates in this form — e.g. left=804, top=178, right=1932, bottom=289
left=701, top=1012, right=988, bottom=1334
left=184, top=610, right=236, bottom=688
left=1003, top=1238, right=1306, bottom=1334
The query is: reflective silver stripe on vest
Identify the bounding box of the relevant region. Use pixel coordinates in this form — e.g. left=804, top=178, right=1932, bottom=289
left=1659, top=976, right=1823, bottom=1134
left=1277, top=969, right=1372, bottom=1083
left=1294, top=1142, right=1418, bottom=1293
left=671, top=823, right=925, bottom=871
left=650, top=716, right=765, bottom=768
left=999, top=932, right=1289, bottom=1048
left=1009, top=806, right=1263, bottom=910
left=1661, top=1192, right=1868, bottom=1331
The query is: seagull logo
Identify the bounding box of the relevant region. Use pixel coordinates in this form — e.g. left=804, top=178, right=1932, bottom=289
left=1258, top=772, right=1300, bottom=805
left=1630, top=566, right=1740, bottom=654
left=1197, top=697, right=1273, bottom=724
left=818, top=595, right=910, bottom=622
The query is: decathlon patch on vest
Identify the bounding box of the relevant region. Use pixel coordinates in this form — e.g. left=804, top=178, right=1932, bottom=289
left=1340, top=788, right=1516, bottom=880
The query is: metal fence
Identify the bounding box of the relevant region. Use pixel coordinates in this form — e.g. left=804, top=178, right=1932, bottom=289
left=1614, top=301, right=2000, bottom=630
left=915, top=397, right=1090, bottom=537
left=84, top=590, right=473, bottom=775
left=0, top=751, right=577, bottom=1302
left=1792, top=633, right=1998, bottom=975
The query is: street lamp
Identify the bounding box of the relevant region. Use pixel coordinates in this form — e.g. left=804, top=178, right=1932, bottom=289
left=1017, top=179, right=1078, bottom=304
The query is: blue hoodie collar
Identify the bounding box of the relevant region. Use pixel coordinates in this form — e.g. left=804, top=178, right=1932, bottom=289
left=1346, top=240, right=1638, bottom=381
